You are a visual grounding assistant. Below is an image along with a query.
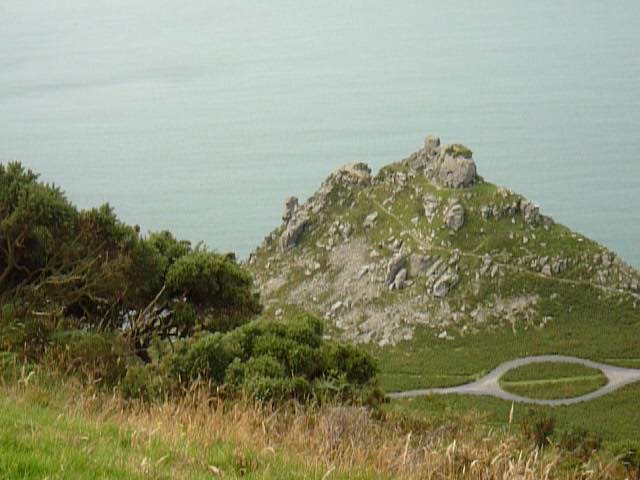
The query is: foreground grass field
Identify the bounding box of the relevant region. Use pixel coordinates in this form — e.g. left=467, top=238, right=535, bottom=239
left=0, top=386, right=315, bottom=479
left=499, top=362, right=607, bottom=400
left=2, top=374, right=635, bottom=479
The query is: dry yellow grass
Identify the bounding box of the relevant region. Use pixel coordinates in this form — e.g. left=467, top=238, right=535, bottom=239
left=0, top=373, right=630, bottom=479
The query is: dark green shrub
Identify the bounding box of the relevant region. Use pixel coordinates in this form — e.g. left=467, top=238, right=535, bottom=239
left=520, top=408, right=556, bottom=449
left=170, top=315, right=378, bottom=403
left=225, top=355, right=285, bottom=385
left=169, top=333, right=236, bottom=384
left=245, top=376, right=312, bottom=402
left=322, top=343, right=378, bottom=384
left=120, top=364, right=169, bottom=401
left=147, top=230, right=191, bottom=272
left=166, top=251, right=259, bottom=311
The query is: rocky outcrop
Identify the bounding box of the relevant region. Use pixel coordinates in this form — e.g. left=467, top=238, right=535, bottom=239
left=423, top=194, right=439, bottom=223
left=282, top=196, right=298, bottom=222
left=279, top=213, right=309, bottom=251
left=405, top=136, right=478, bottom=189
left=444, top=202, right=465, bottom=231
left=433, top=145, right=477, bottom=188
left=250, top=134, right=640, bottom=348
left=384, top=253, right=406, bottom=289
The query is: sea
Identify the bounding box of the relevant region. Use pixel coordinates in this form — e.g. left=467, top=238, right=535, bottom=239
left=1, top=1, right=639, bottom=266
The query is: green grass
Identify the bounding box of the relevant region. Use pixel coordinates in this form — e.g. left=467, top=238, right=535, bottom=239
left=372, top=275, right=639, bottom=392
left=0, top=390, right=327, bottom=479
left=389, top=382, right=640, bottom=446
left=502, top=377, right=607, bottom=400
left=498, top=362, right=608, bottom=400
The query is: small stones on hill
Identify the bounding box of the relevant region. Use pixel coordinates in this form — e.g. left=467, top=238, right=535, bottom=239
left=433, top=272, right=459, bottom=298
left=444, top=201, right=465, bottom=231
left=363, top=211, right=378, bottom=228
left=384, top=253, right=406, bottom=289
left=250, top=134, right=640, bottom=348
left=423, top=194, right=439, bottom=223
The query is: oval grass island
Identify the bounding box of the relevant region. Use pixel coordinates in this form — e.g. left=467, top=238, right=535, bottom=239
left=387, top=355, right=640, bottom=406
left=498, top=362, right=607, bottom=400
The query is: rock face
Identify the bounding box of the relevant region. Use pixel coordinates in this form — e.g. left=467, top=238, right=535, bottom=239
left=279, top=213, right=309, bottom=252
left=282, top=196, right=298, bottom=222
left=444, top=202, right=465, bottom=231
left=384, top=253, right=406, bottom=288
left=434, top=145, right=477, bottom=188
left=250, top=134, right=640, bottom=348
left=423, top=194, right=439, bottom=223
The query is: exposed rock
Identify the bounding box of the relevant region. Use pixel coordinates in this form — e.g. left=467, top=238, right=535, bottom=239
left=409, top=254, right=433, bottom=277
left=279, top=213, right=309, bottom=251
left=444, top=202, right=465, bottom=231
left=520, top=200, right=541, bottom=226
left=393, top=268, right=408, bottom=290
left=330, top=163, right=372, bottom=187
left=363, top=211, right=378, bottom=228
left=384, top=253, right=406, bottom=288
left=552, top=258, right=568, bottom=274
left=433, top=272, right=459, bottom=298
left=282, top=196, right=299, bottom=223
left=423, top=194, right=439, bottom=223
left=426, top=144, right=478, bottom=189
left=424, top=135, right=441, bottom=159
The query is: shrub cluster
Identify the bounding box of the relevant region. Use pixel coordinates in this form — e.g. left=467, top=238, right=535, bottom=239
left=165, top=315, right=379, bottom=403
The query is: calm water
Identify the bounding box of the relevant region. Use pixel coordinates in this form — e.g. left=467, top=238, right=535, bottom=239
left=1, top=1, right=639, bottom=266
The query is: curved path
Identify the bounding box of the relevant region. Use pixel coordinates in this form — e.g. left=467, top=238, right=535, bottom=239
left=387, top=355, right=640, bottom=406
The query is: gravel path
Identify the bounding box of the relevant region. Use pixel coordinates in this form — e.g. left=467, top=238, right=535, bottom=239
left=387, top=355, right=640, bottom=406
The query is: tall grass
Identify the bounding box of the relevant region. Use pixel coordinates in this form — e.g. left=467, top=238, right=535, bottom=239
left=0, top=368, right=628, bottom=479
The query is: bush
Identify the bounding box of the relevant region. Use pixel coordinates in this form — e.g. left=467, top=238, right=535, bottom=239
left=245, top=376, right=312, bottom=402
left=120, top=364, right=169, bottom=401
left=520, top=409, right=556, bottom=449
left=168, top=315, right=378, bottom=403
left=0, top=305, right=54, bottom=359
left=322, top=343, right=378, bottom=385
left=169, top=332, right=236, bottom=384
left=166, top=251, right=260, bottom=312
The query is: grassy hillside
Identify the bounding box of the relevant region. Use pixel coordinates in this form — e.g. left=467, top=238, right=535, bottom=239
left=249, top=137, right=640, bottom=445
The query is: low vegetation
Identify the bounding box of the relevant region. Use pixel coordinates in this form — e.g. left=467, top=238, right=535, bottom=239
left=499, top=362, right=608, bottom=400
left=1, top=368, right=637, bottom=480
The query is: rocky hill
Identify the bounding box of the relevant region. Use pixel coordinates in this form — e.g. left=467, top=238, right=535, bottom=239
left=247, top=136, right=640, bottom=347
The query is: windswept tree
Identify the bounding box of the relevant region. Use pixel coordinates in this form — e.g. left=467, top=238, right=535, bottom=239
left=0, top=162, right=261, bottom=361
